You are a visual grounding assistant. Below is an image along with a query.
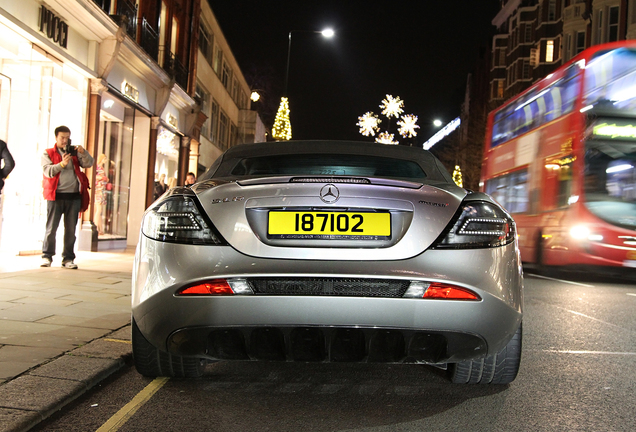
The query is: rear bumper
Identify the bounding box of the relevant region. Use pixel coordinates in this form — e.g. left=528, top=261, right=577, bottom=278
left=132, top=237, right=523, bottom=363
left=168, top=326, right=487, bottom=364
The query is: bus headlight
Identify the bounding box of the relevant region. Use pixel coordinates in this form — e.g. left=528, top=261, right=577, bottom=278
left=570, top=225, right=603, bottom=242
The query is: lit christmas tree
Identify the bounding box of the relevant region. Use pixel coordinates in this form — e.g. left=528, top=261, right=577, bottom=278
left=452, top=165, right=463, bottom=187
left=359, top=95, right=419, bottom=145
left=272, top=97, right=292, bottom=141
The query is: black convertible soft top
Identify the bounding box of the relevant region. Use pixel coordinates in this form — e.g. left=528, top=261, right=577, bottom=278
left=200, top=140, right=454, bottom=183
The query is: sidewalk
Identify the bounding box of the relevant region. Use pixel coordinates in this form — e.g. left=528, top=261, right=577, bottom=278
left=0, top=249, right=135, bottom=432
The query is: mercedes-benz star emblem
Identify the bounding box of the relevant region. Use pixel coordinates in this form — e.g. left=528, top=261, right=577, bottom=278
left=319, top=184, right=340, bottom=203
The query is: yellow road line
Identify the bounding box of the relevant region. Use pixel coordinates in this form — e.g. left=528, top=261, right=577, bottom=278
left=104, top=338, right=132, bottom=344
left=95, top=377, right=170, bottom=432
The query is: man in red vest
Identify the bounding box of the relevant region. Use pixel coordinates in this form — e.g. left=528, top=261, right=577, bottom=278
left=41, top=126, right=94, bottom=269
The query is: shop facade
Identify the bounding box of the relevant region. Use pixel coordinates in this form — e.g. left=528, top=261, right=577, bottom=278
left=0, top=0, right=201, bottom=255
left=0, top=3, right=91, bottom=254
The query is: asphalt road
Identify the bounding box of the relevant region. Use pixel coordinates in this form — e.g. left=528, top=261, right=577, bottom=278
left=31, top=271, right=636, bottom=432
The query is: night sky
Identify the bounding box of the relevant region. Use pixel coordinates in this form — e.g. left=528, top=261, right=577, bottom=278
left=208, top=0, right=500, bottom=143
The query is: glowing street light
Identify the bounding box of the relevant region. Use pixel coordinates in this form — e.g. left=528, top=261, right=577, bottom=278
left=273, top=28, right=335, bottom=141
left=433, top=119, right=443, bottom=127
left=321, top=28, right=335, bottom=38
left=250, top=91, right=261, bottom=102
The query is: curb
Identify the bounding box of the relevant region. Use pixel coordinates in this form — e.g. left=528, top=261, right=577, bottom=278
left=0, top=324, right=132, bottom=432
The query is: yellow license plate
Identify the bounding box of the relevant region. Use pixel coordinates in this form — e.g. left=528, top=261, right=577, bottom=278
left=268, top=211, right=391, bottom=239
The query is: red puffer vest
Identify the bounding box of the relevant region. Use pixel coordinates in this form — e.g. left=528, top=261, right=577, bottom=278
left=43, top=147, right=82, bottom=201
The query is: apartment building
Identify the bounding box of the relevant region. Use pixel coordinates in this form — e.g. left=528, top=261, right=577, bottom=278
left=489, top=0, right=636, bottom=107
left=194, top=0, right=266, bottom=173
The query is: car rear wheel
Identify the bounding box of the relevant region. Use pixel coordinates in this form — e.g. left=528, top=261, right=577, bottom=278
left=449, top=323, right=522, bottom=384
left=132, top=319, right=205, bottom=378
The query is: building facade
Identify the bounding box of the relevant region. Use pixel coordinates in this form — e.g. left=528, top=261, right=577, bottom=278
left=194, top=0, right=265, bottom=174
left=0, top=0, right=260, bottom=256
left=489, top=0, right=636, bottom=107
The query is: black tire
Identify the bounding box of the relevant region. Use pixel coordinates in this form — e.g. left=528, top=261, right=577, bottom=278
left=449, top=323, right=522, bottom=384
left=132, top=319, right=205, bottom=378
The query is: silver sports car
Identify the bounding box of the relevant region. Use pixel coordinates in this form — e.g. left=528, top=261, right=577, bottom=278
left=132, top=141, right=523, bottom=384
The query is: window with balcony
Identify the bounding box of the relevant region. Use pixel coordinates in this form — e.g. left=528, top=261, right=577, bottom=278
left=564, top=33, right=572, bottom=61
left=199, top=22, right=213, bottom=66
left=522, top=59, right=531, bottom=79
left=546, top=40, right=554, bottom=62
left=524, top=23, right=532, bottom=43
left=210, top=100, right=219, bottom=143
left=214, top=46, right=222, bottom=75
left=596, top=9, right=603, bottom=45
left=222, top=62, right=232, bottom=91
left=230, top=123, right=237, bottom=147
left=195, top=83, right=211, bottom=139
left=219, top=111, right=229, bottom=149
left=609, top=6, right=619, bottom=42
left=548, top=0, right=557, bottom=21
left=576, top=31, right=586, bottom=55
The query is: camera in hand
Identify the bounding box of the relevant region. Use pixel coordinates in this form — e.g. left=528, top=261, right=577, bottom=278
left=64, top=139, right=78, bottom=156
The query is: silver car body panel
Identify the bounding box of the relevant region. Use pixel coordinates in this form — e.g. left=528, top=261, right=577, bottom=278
left=132, top=237, right=523, bottom=360
left=195, top=180, right=465, bottom=260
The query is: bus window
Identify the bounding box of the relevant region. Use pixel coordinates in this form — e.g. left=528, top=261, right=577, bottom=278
left=542, top=156, right=574, bottom=210
left=562, top=73, right=580, bottom=114
left=584, top=48, right=636, bottom=107
left=485, top=169, right=529, bottom=214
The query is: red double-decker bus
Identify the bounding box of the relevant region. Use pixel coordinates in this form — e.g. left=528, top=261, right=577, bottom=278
left=481, top=41, right=636, bottom=271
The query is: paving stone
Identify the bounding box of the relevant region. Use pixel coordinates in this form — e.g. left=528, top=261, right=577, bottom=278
left=0, top=334, right=83, bottom=351
left=0, top=320, right=64, bottom=336
left=9, top=297, right=80, bottom=307
left=29, top=355, right=122, bottom=386
left=71, top=338, right=132, bottom=360
left=0, top=303, right=58, bottom=323
left=57, top=291, right=124, bottom=301
left=0, top=362, right=36, bottom=380
left=0, top=346, right=62, bottom=363
left=35, top=315, right=126, bottom=330
left=0, top=375, right=84, bottom=412
left=107, top=325, right=132, bottom=341
left=0, top=292, right=27, bottom=303
left=0, top=407, right=42, bottom=432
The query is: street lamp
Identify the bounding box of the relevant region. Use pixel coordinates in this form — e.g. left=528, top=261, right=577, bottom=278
left=272, top=28, right=335, bottom=141
left=250, top=91, right=261, bottom=102
left=283, top=28, right=334, bottom=96
left=433, top=119, right=443, bottom=127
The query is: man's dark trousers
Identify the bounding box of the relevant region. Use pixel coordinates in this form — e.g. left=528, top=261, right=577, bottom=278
left=42, top=198, right=81, bottom=262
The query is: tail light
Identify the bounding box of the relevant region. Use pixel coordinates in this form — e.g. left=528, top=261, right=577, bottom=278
left=176, top=279, right=253, bottom=296
left=403, top=281, right=480, bottom=300
left=433, top=201, right=515, bottom=249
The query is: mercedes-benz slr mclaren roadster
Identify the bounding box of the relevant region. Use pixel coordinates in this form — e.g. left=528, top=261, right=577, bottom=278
left=132, top=141, right=523, bottom=384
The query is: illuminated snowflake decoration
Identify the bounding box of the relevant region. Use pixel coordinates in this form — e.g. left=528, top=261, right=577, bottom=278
left=375, top=132, right=398, bottom=145
left=357, top=112, right=381, bottom=136
left=397, top=114, right=420, bottom=138
left=380, top=95, right=404, bottom=118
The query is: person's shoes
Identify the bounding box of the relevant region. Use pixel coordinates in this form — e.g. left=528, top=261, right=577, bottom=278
left=62, top=261, right=78, bottom=269
left=40, top=257, right=52, bottom=267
